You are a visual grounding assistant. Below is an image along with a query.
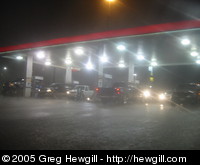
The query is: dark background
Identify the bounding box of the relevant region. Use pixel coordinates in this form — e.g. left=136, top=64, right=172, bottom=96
left=0, top=0, right=199, bottom=47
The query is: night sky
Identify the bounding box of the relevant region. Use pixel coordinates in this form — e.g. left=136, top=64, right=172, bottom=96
left=0, top=0, right=200, bottom=47
left=1, top=0, right=200, bottom=89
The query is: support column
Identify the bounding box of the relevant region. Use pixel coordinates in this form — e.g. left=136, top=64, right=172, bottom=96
left=24, top=53, right=33, bottom=97
left=128, top=63, right=134, bottom=83
left=65, top=66, right=72, bottom=84
left=98, top=63, right=103, bottom=87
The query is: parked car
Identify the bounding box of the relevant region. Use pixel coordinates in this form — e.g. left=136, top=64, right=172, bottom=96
left=171, top=83, right=200, bottom=105
left=38, top=83, right=74, bottom=98
left=1, top=79, right=24, bottom=96
left=67, top=85, right=95, bottom=101
left=95, top=82, right=139, bottom=104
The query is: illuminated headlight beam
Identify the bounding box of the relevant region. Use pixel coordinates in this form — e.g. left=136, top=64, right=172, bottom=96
left=158, top=93, right=166, bottom=100
left=143, top=90, right=151, bottom=98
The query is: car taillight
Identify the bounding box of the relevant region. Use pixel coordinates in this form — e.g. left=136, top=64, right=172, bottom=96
left=95, top=88, right=100, bottom=93
left=115, top=88, right=121, bottom=94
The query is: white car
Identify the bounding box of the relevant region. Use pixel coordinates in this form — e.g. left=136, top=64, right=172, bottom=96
left=67, top=85, right=94, bottom=101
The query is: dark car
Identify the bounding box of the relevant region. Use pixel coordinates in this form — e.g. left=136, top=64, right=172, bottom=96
left=1, top=79, right=24, bottom=96
left=95, top=82, right=139, bottom=104
left=171, top=83, right=200, bottom=105
left=38, top=83, right=74, bottom=98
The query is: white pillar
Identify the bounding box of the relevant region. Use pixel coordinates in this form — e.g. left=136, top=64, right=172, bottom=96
left=24, top=53, right=33, bottom=97
left=65, top=66, right=72, bottom=84
left=98, top=63, right=103, bottom=87
left=128, top=63, right=134, bottom=83
left=98, top=45, right=106, bottom=87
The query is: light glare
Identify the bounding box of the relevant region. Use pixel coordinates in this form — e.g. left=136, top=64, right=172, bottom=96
left=65, top=58, right=72, bottom=65
left=137, top=55, right=145, bottom=60
left=16, top=56, right=23, bottom=60
left=100, top=55, right=108, bottom=63
left=190, top=51, right=199, bottom=57
left=117, top=45, right=126, bottom=51
left=118, top=60, right=126, bottom=68
left=181, top=39, right=190, bottom=46
left=36, top=51, right=45, bottom=59
left=75, top=48, right=84, bottom=55
left=143, top=90, right=151, bottom=98
left=151, top=61, right=158, bottom=66
left=45, top=61, right=51, bottom=66
left=86, top=59, right=94, bottom=70
left=196, top=60, right=200, bottom=64
left=159, top=93, right=166, bottom=100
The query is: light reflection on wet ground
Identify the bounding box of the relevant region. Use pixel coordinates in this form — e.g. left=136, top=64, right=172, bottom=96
left=0, top=96, right=200, bottom=150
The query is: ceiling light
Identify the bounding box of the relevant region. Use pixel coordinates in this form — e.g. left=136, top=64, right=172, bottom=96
left=181, top=39, right=190, bottom=46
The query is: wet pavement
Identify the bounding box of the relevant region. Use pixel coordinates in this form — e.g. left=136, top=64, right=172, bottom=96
left=0, top=96, right=200, bottom=150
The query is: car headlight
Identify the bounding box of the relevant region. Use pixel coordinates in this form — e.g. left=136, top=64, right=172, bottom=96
left=46, top=89, right=52, bottom=93
left=143, top=90, right=151, bottom=98
left=158, top=93, right=166, bottom=100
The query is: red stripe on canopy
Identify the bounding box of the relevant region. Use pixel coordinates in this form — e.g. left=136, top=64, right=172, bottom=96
left=0, top=20, right=200, bottom=53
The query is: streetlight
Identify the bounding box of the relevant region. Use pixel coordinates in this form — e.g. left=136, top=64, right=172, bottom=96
left=105, top=0, right=116, bottom=30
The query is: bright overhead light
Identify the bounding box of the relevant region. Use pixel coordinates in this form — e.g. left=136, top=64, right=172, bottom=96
left=196, top=60, right=200, bottom=64
left=118, top=63, right=125, bottom=68
left=117, top=45, right=126, bottom=51
left=3, top=67, right=7, bottom=70
left=65, top=58, right=72, bottom=65
left=151, top=61, right=158, bottom=66
left=36, top=51, right=45, bottom=59
left=190, top=51, right=199, bottom=57
left=137, top=54, right=145, bottom=60
left=85, top=59, right=94, bottom=70
left=118, top=60, right=126, bottom=68
left=45, top=60, right=51, bottom=66
left=181, top=38, right=190, bottom=46
left=106, top=0, right=115, bottom=2
left=100, top=55, right=108, bottom=63
left=16, top=56, right=23, bottom=60
left=74, top=48, right=84, bottom=55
